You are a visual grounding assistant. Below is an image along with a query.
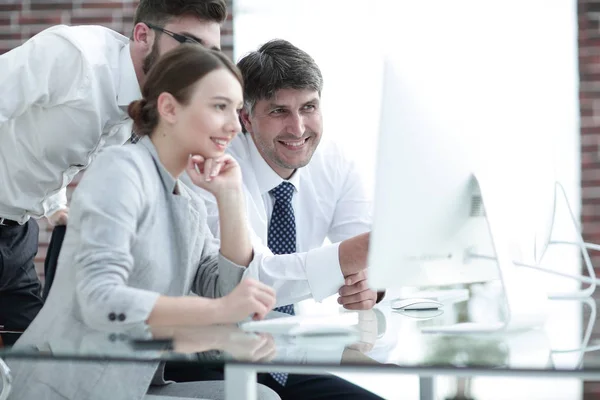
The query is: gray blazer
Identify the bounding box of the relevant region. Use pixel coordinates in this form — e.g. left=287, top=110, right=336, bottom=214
left=8, top=137, right=246, bottom=400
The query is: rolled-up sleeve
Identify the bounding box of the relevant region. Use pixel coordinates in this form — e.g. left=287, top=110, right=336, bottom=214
left=73, top=151, right=160, bottom=331
left=192, top=232, right=246, bottom=298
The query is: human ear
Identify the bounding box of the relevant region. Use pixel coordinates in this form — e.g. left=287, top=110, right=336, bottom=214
left=157, top=92, right=179, bottom=125
left=132, top=23, right=155, bottom=54
left=239, top=109, right=254, bottom=134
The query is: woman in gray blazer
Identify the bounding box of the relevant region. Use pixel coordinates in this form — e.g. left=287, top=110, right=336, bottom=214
left=7, top=45, right=279, bottom=400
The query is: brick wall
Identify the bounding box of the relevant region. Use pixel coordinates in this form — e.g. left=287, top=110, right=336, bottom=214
left=580, top=0, right=600, bottom=267
left=580, top=1, right=600, bottom=399
left=0, top=0, right=234, bottom=284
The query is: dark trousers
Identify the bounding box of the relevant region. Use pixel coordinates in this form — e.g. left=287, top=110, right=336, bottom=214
left=0, top=220, right=44, bottom=346
left=42, top=225, right=66, bottom=300
left=164, top=363, right=384, bottom=400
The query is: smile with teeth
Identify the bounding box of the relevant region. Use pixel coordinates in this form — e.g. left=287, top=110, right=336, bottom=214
left=211, top=137, right=229, bottom=147
left=279, top=138, right=308, bottom=148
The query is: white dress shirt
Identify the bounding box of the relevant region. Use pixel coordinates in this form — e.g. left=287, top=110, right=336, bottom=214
left=190, top=133, right=372, bottom=306
left=0, top=24, right=141, bottom=223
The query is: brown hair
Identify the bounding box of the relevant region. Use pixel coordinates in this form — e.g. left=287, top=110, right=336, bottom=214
left=128, top=44, right=242, bottom=137
left=133, top=0, right=227, bottom=28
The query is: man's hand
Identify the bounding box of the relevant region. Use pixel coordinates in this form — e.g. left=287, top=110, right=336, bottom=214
left=48, top=208, right=69, bottom=226
left=337, top=270, right=377, bottom=310
left=339, top=232, right=370, bottom=277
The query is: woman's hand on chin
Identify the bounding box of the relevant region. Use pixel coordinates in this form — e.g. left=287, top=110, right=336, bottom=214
left=186, top=154, right=243, bottom=198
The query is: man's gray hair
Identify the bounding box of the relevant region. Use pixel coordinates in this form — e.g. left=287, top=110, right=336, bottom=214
left=237, top=39, right=323, bottom=118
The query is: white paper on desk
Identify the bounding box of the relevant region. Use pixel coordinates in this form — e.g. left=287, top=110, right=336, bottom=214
left=239, top=312, right=359, bottom=336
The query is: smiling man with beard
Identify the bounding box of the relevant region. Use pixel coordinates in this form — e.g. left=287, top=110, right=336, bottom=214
left=0, top=0, right=228, bottom=347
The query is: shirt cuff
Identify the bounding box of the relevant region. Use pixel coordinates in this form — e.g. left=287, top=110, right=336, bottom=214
left=304, top=243, right=345, bottom=302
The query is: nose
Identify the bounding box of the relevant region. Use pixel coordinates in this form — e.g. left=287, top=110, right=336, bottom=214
left=286, top=112, right=305, bottom=137
left=227, top=111, right=242, bottom=134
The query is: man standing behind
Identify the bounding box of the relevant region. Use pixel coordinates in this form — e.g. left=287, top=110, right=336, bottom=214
left=0, top=0, right=228, bottom=346
left=191, top=39, right=383, bottom=399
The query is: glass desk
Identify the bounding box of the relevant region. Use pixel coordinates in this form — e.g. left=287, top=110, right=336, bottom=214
left=1, top=283, right=598, bottom=400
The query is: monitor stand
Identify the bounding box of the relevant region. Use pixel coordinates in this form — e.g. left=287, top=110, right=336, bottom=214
left=545, top=182, right=596, bottom=299
left=422, top=172, right=550, bottom=334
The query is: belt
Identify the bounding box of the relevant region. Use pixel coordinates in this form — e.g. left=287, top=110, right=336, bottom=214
left=0, top=218, right=19, bottom=227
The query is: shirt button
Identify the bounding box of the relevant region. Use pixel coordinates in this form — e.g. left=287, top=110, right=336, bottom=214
left=108, top=312, right=116, bottom=321
left=117, top=313, right=126, bottom=322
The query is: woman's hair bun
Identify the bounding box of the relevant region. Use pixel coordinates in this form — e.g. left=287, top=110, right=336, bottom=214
left=127, top=98, right=147, bottom=125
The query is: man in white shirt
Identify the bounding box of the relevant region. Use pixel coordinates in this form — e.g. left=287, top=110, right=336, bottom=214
left=201, top=39, right=381, bottom=314
left=0, top=0, right=228, bottom=346
left=183, top=39, right=383, bottom=399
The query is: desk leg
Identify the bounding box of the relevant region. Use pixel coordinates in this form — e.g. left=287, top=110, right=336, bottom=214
left=0, top=358, right=11, bottom=400
left=225, top=364, right=257, bottom=400
left=419, top=376, right=435, bottom=400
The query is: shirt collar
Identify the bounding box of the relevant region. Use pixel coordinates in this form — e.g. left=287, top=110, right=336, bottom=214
left=139, top=136, right=179, bottom=195
left=247, top=134, right=301, bottom=195
left=117, top=43, right=142, bottom=107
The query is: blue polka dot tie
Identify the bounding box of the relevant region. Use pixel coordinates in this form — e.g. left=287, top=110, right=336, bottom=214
left=268, top=181, right=296, bottom=386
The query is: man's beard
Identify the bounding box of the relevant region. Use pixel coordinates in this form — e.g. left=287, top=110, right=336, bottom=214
left=142, top=40, right=160, bottom=75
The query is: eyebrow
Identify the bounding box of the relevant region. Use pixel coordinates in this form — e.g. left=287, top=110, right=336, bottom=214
left=180, top=31, right=221, bottom=51
left=269, top=97, right=320, bottom=109
left=212, top=96, right=243, bottom=106
left=212, top=96, right=232, bottom=102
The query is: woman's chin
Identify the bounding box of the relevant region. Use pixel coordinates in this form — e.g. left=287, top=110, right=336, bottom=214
left=205, top=149, right=226, bottom=159
left=191, top=148, right=224, bottom=159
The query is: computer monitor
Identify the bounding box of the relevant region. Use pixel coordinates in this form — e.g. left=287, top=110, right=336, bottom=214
left=367, top=52, right=557, bottom=333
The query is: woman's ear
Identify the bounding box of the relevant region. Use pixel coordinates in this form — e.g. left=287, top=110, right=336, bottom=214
left=239, top=109, right=254, bottom=134
left=157, top=92, right=178, bottom=125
